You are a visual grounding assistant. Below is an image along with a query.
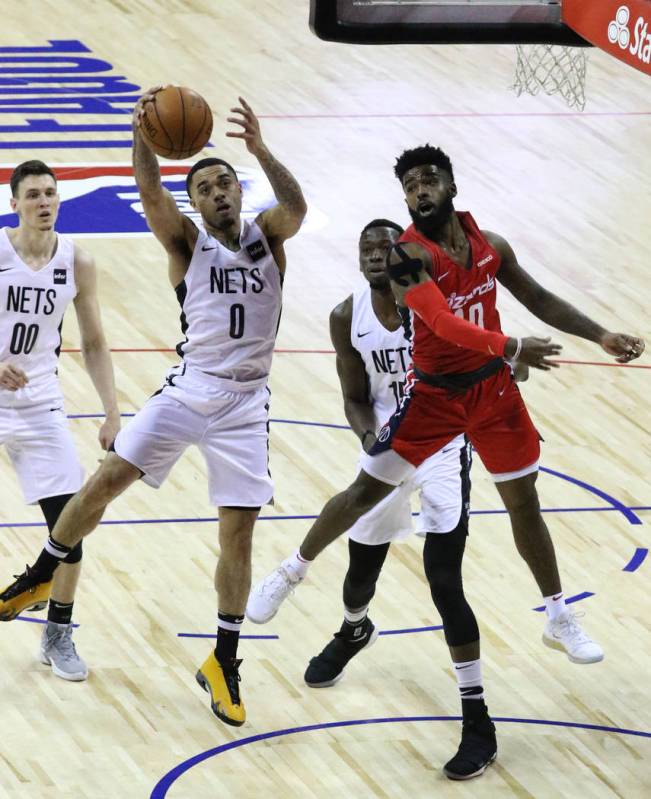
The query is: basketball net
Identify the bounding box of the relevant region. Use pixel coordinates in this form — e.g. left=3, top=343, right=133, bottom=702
left=512, top=45, right=588, bottom=110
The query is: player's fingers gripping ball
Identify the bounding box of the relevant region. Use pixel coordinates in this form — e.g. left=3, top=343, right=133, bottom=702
left=139, top=86, right=213, bottom=160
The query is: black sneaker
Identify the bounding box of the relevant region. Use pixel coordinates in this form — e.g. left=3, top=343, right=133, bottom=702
left=443, top=712, right=497, bottom=780
left=304, top=617, right=378, bottom=688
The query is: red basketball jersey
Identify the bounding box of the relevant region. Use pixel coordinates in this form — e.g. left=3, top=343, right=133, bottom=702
left=401, top=212, right=503, bottom=374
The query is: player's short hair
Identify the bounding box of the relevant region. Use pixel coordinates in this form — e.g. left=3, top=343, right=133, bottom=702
left=10, top=160, right=56, bottom=197
left=186, top=158, right=238, bottom=195
left=393, top=145, right=454, bottom=183
left=360, top=219, right=404, bottom=238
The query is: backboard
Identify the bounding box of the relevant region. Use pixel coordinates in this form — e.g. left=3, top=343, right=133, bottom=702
left=310, top=1, right=589, bottom=46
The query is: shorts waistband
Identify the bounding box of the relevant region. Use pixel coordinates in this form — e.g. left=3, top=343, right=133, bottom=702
left=413, top=357, right=505, bottom=392
left=171, top=363, right=269, bottom=393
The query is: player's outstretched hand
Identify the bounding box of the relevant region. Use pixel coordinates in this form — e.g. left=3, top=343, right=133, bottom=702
left=226, top=97, right=265, bottom=156
left=0, top=362, right=28, bottom=391
left=600, top=332, right=645, bottom=364
left=511, top=336, right=562, bottom=371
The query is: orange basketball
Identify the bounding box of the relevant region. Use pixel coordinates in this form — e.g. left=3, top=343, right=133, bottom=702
left=140, top=86, right=213, bottom=160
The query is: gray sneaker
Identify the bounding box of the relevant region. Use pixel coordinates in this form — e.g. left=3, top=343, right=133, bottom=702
left=39, top=622, right=88, bottom=681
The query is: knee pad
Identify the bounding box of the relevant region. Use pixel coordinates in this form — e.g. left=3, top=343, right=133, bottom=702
left=63, top=541, right=83, bottom=564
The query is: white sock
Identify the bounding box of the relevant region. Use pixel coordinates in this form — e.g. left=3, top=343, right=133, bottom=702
left=283, top=549, right=311, bottom=580
left=544, top=592, right=567, bottom=621
left=454, top=659, right=484, bottom=701
left=344, top=605, right=368, bottom=625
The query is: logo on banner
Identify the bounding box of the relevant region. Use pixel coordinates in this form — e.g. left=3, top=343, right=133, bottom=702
left=609, top=6, right=631, bottom=49
left=0, top=164, right=277, bottom=237
left=608, top=5, right=651, bottom=63
left=0, top=163, right=327, bottom=237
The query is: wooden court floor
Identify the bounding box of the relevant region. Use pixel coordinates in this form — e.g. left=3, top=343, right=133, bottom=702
left=0, top=2, right=650, bottom=797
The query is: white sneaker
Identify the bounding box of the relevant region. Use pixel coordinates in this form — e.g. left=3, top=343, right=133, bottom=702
left=543, top=611, right=604, bottom=664
left=246, top=565, right=302, bottom=624
left=39, top=622, right=89, bottom=681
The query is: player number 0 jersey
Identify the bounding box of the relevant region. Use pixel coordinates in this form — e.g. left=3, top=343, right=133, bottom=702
left=175, top=219, right=283, bottom=388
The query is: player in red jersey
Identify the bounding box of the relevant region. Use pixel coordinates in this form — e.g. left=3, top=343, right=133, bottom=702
left=248, top=145, right=644, bottom=778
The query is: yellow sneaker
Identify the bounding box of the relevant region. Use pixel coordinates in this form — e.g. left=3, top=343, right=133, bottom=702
left=0, top=567, right=53, bottom=621
left=195, top=653, right=246, bottom=726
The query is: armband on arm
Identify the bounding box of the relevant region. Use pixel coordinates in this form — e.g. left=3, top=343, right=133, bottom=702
left=404, top=281, right=509, bottom=357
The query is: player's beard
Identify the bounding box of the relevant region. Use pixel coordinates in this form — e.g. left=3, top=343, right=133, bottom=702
left=409, top=197, right=454, bottom=240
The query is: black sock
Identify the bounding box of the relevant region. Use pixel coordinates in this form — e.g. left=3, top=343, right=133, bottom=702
left=47, top=600, right=74, bottom=625
left=214, top=612, right=244, bottom=666
left=461, top=697, right=488, bottom=723
left=31, top=537, right=71, bottom=582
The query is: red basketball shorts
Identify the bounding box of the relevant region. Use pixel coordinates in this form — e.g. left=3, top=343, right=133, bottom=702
left=371, top=364, right=541, bottom=481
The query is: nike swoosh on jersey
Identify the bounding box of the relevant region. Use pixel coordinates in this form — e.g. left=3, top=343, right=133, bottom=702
left=0, top=267, right=12, bottom=272
left=437, top=271, right=450, bottom=282
left=201, top=245, right=217, bottom=251
left=357, top=331, right=371, bottom=337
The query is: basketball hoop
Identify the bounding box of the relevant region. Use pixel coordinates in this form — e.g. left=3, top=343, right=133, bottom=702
left=512, top=44, right=588, bottom=111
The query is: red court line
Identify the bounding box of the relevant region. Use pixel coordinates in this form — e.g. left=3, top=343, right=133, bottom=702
left=259, top=111, right=651, bottom=120
left=59, top=348, right=650, bottom=369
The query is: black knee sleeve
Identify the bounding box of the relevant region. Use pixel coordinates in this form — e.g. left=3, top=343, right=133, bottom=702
left=38, top=494, right=82, bottom=565
left=38, top=494, right=74, bottom=533
left=343, top=539, right=390, bottom=609
left=423, top=519, right=479, bottom=647
left=63, top=541, right=83, bottom=564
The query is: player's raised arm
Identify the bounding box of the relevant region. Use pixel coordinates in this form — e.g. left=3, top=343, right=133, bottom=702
left=387, top=242, right=562, bottom=370
left=330, top=298, right=377, bottom=453
left=488, top=231, right=645, bottom=364
left=132, top=88, right=198, bottom=262
left=227, top=97, right=307, bottom=248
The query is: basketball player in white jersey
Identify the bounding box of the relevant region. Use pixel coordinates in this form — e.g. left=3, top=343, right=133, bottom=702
left=0, top=92, right=307, bottom=726
left=0, top=160, right=120, bottom=681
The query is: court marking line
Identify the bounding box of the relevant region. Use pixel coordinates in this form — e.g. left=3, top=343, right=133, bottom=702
left=4, top=505, right=650, bottom=530
left=622, top=547, right=648, bottom=572
left=58, top=348, right=651, bottom=368
left=149, top=715, right=651, bottom=799
left=532, top=591, right=594, bottom=612
left=539, top=466, right=642, bottom=525
left=177, top=633, right=279, bottom=640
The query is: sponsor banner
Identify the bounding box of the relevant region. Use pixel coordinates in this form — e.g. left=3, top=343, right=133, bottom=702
left=563, top=0, right=651, bottom=75
left=0, top=163, right=326, bottom=236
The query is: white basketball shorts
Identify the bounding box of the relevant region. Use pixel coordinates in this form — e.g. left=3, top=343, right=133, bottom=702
left=348, top=434, right=470, bottom=546
left=113, top=365, right=274, bottom=508
left=0, top=402, right=84, bottom=505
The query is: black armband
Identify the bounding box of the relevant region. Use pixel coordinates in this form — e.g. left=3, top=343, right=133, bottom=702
left=386, top=243, right=425, bottom=286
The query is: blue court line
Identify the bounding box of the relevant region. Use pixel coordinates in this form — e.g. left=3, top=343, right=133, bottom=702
left=539, top=466, right=642, bottom=526
left=532, top=591, right=595, bottom=612
left=623, top=548, right=648, bottom=572
left=0, top=140, right=134, bottom=149
left=379, top=625, right=443, bottom=636
left=150, top=715, right=651, bottom=798
left=177, top=633, right=279, bottom=641
left=176, top=626, right=443, bottom=641
left=15, top=615, right=79, bottom=628
left=2, top=507, right=650, bottom=530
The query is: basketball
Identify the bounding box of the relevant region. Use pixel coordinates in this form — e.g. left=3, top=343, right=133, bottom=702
left=139, top=86, right=213, bottom=160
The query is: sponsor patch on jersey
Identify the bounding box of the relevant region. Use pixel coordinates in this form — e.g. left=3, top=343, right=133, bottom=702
left=246, top=240, right=267, bottom=262
left=53, top=268, right=67, bottom=284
